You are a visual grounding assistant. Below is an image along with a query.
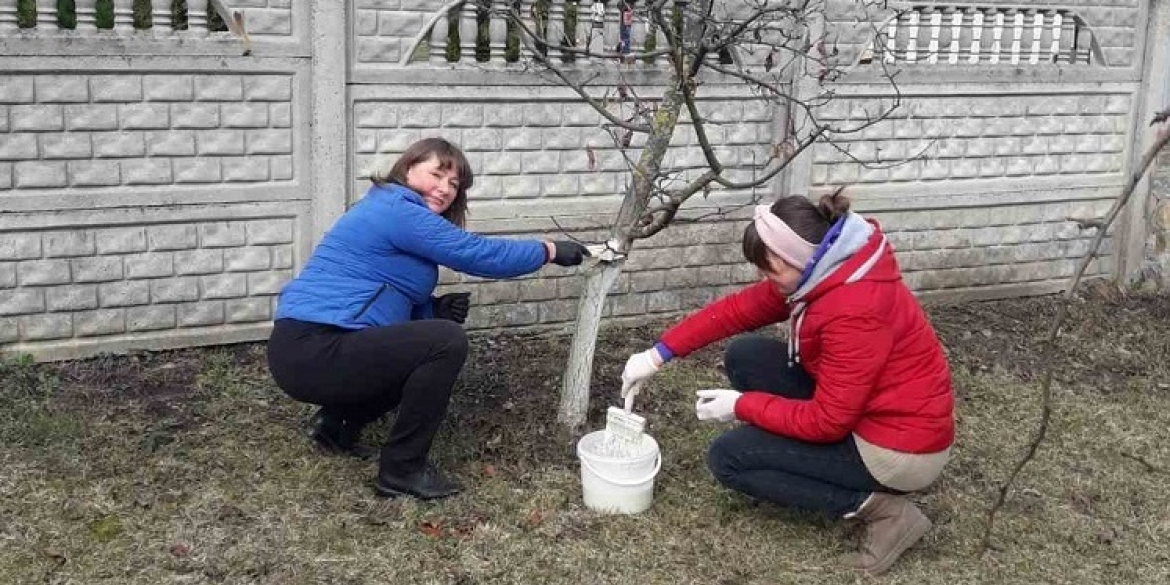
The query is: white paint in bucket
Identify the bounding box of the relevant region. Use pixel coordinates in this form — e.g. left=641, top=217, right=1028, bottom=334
left=576, top=430, right=661, bottom=514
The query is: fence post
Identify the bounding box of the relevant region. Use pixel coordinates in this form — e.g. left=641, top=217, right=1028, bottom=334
left=309, top=0, right=350, bottom=245
left=76, top=0, right=98, bottom=30
left=578, top=0, right=594, bottom=63
left=602, top=0, right=617, bottom=56
left=0, top=1, right=16, bottom=30
left=968, top=9, right=983, bottom=63
left=188, top=0, right=208, bottom=32
left=989, top=10, right=1003, bottom=64
left=547, top=0, right=566, bottom=62
left=430, top=4, right=450, bottom=64
left=459, top=1, right=478, bottom=63
left=1118, top=0, right=1170, bottom=283
left=1060, top=12, right=1076, bottom=63
left=519, top=0, right=538, bottom=60
left=925, top=8, right=940, bottom=64
left=114, top=0, right=134, bottom=32
left=1028, top=10, right=1042, bottom=64
left=489, top=0, right=508, bottom=64
left=153, top=0, right=172, bottom=31
left=1009, top=10, right=1023, bottom=64
left=584, top=0, right=605, bottom=57
left=35, top=0, right=55, bottom=29
left=905, top=10, right=919, bottom=62
left=631, top=4, right=647, bottom=67
left=947, top=8, right=962, bottom=64
left=778, top=9, right=823, bottom=200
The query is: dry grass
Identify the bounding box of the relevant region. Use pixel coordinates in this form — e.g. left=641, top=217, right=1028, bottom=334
left=1, top=293, right=1169, bottom=584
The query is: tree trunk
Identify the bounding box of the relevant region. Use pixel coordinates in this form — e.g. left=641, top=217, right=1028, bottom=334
left=556, top=258, right=625, bottom=428
left=557, top=91, right=685, bottom=429
left=555, top=1, right=710, bottom=429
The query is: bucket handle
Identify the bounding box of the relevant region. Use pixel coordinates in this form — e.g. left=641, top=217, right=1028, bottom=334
left=580, top=453, right=662, bottom=487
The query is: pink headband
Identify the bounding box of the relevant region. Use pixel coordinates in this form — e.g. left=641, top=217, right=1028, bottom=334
left=753, top=205, right=816, bottom=268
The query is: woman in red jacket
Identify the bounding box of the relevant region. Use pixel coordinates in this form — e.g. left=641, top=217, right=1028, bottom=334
left=620, top=192, right=953, bottom=576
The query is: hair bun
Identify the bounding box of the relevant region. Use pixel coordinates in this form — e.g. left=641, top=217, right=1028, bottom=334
left=817, top=187, right=852, bottom=222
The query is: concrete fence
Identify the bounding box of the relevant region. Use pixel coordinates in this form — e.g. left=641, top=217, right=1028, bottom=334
left=0, top=0, right=1165, bottom=361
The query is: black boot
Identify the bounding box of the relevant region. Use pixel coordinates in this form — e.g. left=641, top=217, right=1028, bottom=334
left=374, top=463, right=463, bottom=500
left=306, top=409, right=376, bottom=460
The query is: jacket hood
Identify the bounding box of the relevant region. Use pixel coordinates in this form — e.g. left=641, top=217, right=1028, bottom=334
left=784, top=216, right=900, bottom=367
left=790, top=215, right=898, bottom=305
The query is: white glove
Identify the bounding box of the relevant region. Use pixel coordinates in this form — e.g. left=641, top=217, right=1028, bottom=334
left=695, top=389, right=742, bottom=423
left=620, top=348, right=663, bottom=407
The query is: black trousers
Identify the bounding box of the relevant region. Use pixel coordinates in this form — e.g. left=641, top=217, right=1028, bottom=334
left=706, top=334, right=888, bottom=517
left=267, top=318, right=469, bottom=475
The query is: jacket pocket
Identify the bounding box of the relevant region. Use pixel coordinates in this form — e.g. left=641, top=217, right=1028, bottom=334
left=353, top=283, right=389, bottom=321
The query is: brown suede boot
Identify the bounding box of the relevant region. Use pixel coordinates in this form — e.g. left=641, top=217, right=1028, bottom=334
left=845, top=493, right=932, bottom=576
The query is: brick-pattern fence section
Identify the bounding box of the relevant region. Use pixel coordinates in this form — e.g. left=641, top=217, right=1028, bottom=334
left=0, top=220, right=293, bottom=340
left=2, top=74, right=294, bottom=189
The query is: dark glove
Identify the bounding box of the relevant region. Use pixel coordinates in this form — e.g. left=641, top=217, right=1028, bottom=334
left=551, top=241, right=591, bottom=267
left=434, top=292, right=471, bottom=324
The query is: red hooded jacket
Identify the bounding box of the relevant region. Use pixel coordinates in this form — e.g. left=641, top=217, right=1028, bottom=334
left=659, top=221, right=954, bottom=453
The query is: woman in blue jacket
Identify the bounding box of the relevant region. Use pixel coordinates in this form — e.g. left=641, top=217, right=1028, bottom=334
left=268, top=137, right=589, bottom=500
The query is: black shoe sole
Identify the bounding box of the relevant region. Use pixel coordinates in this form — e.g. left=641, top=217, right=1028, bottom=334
left=373, top=479, right=461, bottom=501
left=373, top=481, right=408, bottom=499
left=308, top=429, right=376, bottom=460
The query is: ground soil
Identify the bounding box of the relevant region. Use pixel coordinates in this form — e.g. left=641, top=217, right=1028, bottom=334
left=2, top=289, right=1168, bottom=584
left=37, top=288, right=1169, bottom=471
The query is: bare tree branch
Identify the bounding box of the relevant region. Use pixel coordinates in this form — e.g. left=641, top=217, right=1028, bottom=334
left=679, top=76, right=725, bottom=175
left=531, top=0, right=909, bottom=428
left=505, top=6, right=652, bottom=134
left=493, top=5, right=675, bottom=62
left=634, top=122, right=823, bottom=239
left=978, top=119, right=1170, bottom=555
left=823, top=137, right=935, bottom=170
left=710, top=124, right=827, bottom=190
left=398, top=0, right=467, bottom=67
left=702, top=60, right=819, bottom=122
left=1120, top=451, right=1166, bottom=474
left=705, top=3, right=812, bottom=57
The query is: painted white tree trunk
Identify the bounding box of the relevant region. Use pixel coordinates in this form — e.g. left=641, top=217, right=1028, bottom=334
left=556, top=258, right=625, bottom=428
left=555, top=0, right=703, bottom=430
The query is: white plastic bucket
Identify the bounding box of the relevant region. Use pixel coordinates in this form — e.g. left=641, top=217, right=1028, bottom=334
left=576, top=430, right=662, bottom=515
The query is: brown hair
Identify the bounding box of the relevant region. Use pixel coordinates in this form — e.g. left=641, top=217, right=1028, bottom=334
left=369, top=137, right=473, bottom=228
left=742, top=189, right=852, bottom=271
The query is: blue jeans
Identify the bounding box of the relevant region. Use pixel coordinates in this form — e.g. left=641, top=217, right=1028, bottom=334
left=706, top=334, right=888, bottom=517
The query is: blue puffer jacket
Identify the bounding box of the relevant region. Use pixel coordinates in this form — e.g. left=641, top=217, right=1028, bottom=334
left=275, top=183, right=547, bottom=329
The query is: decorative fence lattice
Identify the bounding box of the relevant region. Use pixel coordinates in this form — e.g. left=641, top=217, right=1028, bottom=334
left=0, top=0, right=229, bottom=33
left=859, top=4, right=1106, bottom=66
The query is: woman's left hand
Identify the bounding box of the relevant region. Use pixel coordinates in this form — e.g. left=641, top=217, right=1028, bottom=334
left=434, top=292, right=472, bottom=324
left=546, top=241, right=592, bottom=266
left=695, top=389, right=742, bottom=423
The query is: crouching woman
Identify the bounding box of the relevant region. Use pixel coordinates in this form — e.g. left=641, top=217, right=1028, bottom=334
left=619, top=192, right=953, bottom=575
left=268, top=138, right=589, bottom=500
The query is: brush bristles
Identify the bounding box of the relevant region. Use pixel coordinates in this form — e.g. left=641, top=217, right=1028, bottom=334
left=605, top=406, right=646, bottom=444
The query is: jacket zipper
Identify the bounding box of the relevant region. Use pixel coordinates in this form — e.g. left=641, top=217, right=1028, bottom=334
left=354, top=284, right=389, bottom=320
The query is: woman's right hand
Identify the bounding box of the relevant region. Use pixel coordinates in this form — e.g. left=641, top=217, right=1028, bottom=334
left=621, top=348, right=663, bottom=404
